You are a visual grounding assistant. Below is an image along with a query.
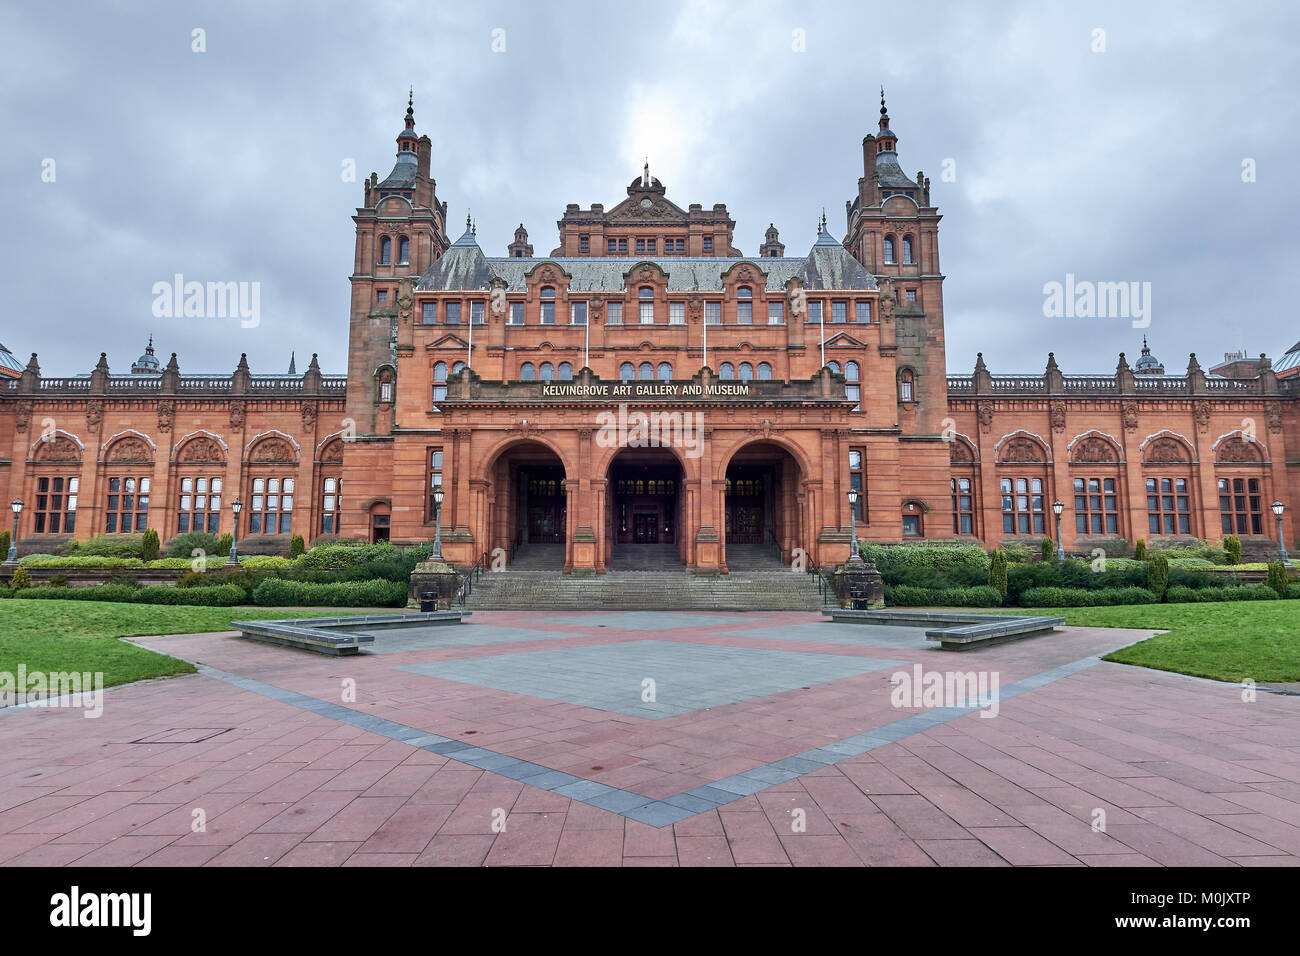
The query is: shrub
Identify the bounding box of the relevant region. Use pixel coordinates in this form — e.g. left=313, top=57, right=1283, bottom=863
left=1146, top=554, right=1169, bottom=601
left=251, top=577, right=407, bottom=607
left=11, top=583, right=140, bottom=602
left=217, top=533, right=233, bottom=557
left=1223, top=534, right=1242, bottom=565
left=0, top=530, right=8, bottom=557
left=1000, top=541, right=1033, bottom=564
left=1041, top=537, right=1054, bottom=562
left=1020, top=586, right=1156, bottom=607
left=166, top=530, right=221, bottom=560
left=1267, top=560, right=1289, bottom=598
left=76, top=535, right=144, bottom=558
left=988, top=550, right=1008, bottom=601
left=238, top=555, right=292, bottom=569
left=146, top=558, right=203, bottom=569
left=859, top=543, right=990, bottom=589
left=10, top=566, right=31, bottom=590
left=141, top=528, right=160, bottom=562
left=1287, top=583, right=1300, bottom=600
left=1004, top=558, right=1148, bottom=603
left=19, top=556, right=144, bottom=568
left=133, top=584, right=245, bottom=606
left=290, top=534, right=305, bottom=559
left=1133, top=539, right=1146, bottom=560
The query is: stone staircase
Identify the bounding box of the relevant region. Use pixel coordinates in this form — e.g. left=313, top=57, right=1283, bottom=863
left=464, top=568, right=834, bottom=611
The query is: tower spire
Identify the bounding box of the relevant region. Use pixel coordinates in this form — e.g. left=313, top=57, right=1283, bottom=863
left=405, top=87, right=415, bottom=132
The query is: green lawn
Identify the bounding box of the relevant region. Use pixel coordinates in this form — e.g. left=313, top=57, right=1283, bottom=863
left=0, top=601, right=377, bottom=691
left=1008, top=601, right=1299, bottom=683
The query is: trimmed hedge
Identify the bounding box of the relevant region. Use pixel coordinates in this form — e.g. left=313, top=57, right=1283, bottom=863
left=166, top=530, right=222, bottom=559
left=882, top=584, right=1003, bottom=608
left=1020, top=586, right=1157, bottom=607
left=1166, top=583, right=1280, bottom=603
left=861, top=543, right=991, bottom=590
left=67, top=536, right=144, bottom=558
left=7, top=583, right=246, bottom=605
left=251, top=577, right=408, bottom=607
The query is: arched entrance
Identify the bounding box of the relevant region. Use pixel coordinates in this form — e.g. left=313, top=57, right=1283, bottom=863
left=722, top=441, right=804, bottom=569
left=606, top=447, right=685, bottom=569
left=485, top=439, right=567, bottom=569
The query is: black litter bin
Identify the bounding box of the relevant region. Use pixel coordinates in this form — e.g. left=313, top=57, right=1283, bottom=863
left=419, top=591, right=437, bottom=612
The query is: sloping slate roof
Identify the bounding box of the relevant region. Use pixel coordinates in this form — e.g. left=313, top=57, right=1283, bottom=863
left=378, top=158, right=418, bottom=189
left=876, top=156, right=917, bottom=189
left=416, top=246, right=877, bottom=293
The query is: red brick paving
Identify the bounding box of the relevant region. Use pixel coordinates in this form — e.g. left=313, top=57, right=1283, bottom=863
left=0, top=610, right=1298, bottom=866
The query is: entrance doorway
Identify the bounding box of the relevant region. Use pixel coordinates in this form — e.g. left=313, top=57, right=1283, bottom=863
left=723, top=442, right=803, bottom=568
left=633, top=513, right=659, bottom=543
left=606, top=447, right=684, bottom=569
left=485, top=440, right=568, bottom=569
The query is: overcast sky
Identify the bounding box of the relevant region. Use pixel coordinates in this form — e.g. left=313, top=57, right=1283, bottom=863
left=3, top=0, right=1297, bottom=379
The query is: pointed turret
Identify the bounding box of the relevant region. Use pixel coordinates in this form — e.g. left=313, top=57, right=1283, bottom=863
left=287, top=351, right=296, bottom=375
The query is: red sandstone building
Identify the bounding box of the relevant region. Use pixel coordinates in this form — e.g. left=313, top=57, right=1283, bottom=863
left=3, top=94, right=1297, bottom=568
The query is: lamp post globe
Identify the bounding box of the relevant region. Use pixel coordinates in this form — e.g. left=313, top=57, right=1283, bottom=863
left=1273, top=500, right=1291, bottom=566
left=1051, top=499, right=1065, bottom=562
left=432, top=485, right=445, bottom=560
left=227, top=498, right=243, bottom=566
left=5, top=499, right=22, bottom=565
left=846, top=488, right=862, bottom=564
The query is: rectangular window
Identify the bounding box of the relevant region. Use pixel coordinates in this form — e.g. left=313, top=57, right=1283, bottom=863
left=246, top=476, right=293, bottom=535
left=849, top=450, right=867, bottom=522
left=471, top=301, right=485, bottom=325
left=607, top=302, right=623, bottom=325
left=636, top=238, right=647, bottom=253
left=1147, top=477, right=1191, bottom=535
left=951, top=477, right=973, bottom=535
left=33, top=476, right=78, bottom=534
left=508, top=302, right=524, bottom=325
left=675, top=238, right=685, bottom=253
left=618, top=239, right=628, bottom=254
left=902, top=515, right=921, bottom=537
left=808, top=301, right=823, bottom=324
left=702, top=237, right=713, bottom=252
left=832, top=301, right=847, bottom=324
left=104, top=476, right=149, bottom=533
left=906, top=289, right=917, bottom=303
left=1073, top=477, right=1118, bottom=535
left=1001, top=476, right=1045, bottom=535
left=856, top=301, right=871, bottom=324
left=320, top=476, right=340, bottom=535
left=571, top=301, right=587, bottom=325
left=737, top=300, right=753, bottom=324
left=421, top=302, right=436, bottom=324
left=768, top=302, right=784, bottom=325
left=376, top=290, right=388, bottom=305
left=579, top=235, right=589, bottom=253
left=540, top=301, right=555, bottom=324
left=606, top=238, right=617, bottom=254
left=428, top=450, right=443, bottom=521
left=177, top=475, right=223, bottom=534
left=705, top=302, right=721, bottom=325
left=1219, top=476, right=1262, bottom=536
left=445, top=302, right=461, bottom=325
left=669, top=302, right=685, bottom=325
left=639, top=301, right=654, bottom=324
left=647, top=239, right=657, bottom=254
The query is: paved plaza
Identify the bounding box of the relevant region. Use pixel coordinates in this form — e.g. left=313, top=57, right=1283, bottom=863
left=2, top=611, right=1299, bottom=867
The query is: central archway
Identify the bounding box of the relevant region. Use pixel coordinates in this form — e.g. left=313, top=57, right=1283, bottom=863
left=605, top=446, right=686, bottom=569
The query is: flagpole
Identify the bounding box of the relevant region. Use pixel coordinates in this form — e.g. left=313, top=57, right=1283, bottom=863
left=819, top=304, right=825, bottom=368
left=468, top=303, right=473, bottom=370
left=584, top=303, right=589, bottom=370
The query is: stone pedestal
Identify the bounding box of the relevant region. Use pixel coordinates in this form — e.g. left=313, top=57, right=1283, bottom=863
left=838, top=558, right=885, bottom=609
left=407, top=560, right=460, bottom=610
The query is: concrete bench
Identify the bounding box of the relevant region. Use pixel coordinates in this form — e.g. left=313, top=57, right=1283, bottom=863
left=231, top=611, right=469, bottom=656
left=821, top=608, right=1064, bottom=651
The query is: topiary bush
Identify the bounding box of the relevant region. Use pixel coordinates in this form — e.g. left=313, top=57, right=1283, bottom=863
left=1267, top=560, right=1289, bottom=598
left=988, top=550, right=1008, bottom=601
left=0, top=530, right=9, bottom=557
left=290, top=534, right=305, bottom=559
left=141, top=528, right=160, bottom=562
left=1133, top=539, right=1146, bottom=560
left=1146, top=554, right=1169, bottom=601
left=1222, top=535, right=1242, bottom=566
left=217, top=533, right=233, bottom=557
left=10, top=566, right=31, bottom=590
left=1041, top=537, right=1054, bottom=562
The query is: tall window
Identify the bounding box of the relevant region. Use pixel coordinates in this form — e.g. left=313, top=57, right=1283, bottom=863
left=177, top=476, right=222, bottom=534
left=320, top=477, right=341, bottom=534
left=540, top=362, right=554, bottom=381
left=558, top=362, right=574, bottom=380
left=432, top=361, right=449, bottom=401
left=702, top=236, right=713, bottom=252
left=1219, top=477, right=1263, bottom=535
left=720, top=363, right=735, bottom=380
left=902, top=236, right=913, bottom=264
left=757, top=362, right=772, bottom=380
left=470, top=301, right=485, bottom=325
left=739, top=363, right=754, bottom=381
left=398, top=236, right=410, bottom=265
left=856, top=301, right=871, bottom=324
left=619, top=362, right=634, bottom=381
left=849, top=450, right=866, bottom=521
left=844, top=361, right=861, bottom=410
left=657, top=362, right=672, bottom=381
left=951, top=478, right=973, bottom=535
left=1073, top=477, right=1118, bottom=534
left=1147, top=477, right=1191, bottom=535
left=571, top=301, right=587, bottom=325
left=705, top=302, right=721, bottom=325
left=883, top=237, right=895, bottom=264
left=540, top=287, right=555, bottom=324
left=607, top=302, right=623, bottom=325
left=669, top=302, right=685, bottom=325
left=637, top=362, right=654, bottom=381
left=421, top=302, right=436, bottom=324
left=737, top=287, right=753, bottom=324
left=768, top=302, right=784, bottom=325
left=905, top=289, right=917, bottom=303
left=579, top=235, right=589, bottom=252
left=638, top=286, right=654, bottom=324
left=445, top=301, right=461, bottom=325
left=520, top=362, right=536, bottom=381
left=899, top=369, right=914, bottom=402
left=1001, top=477, right=1045, bottom=534
left=105, top=476, right=149, bottom=533
left=508, top=302, right=524, bottom=325
left=808, top=301, right=822, bottom=324
left=428, top=450, right=443, bottom=521
left=831, top=301, right=847, bottom=324
left=33, top=476, right=77, bottom=533
left=247, top=477, right=293, bottom=535
left=607, top=238, right=617, bottom=254
left=379, top=236, right=392, bottom=265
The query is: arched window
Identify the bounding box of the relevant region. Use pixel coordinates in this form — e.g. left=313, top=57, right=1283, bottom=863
left=825, top=361, right=841, bottom=375
left=377, top=368, right=394, bottom=404
left=899, top=368, right=914, bottom=402
left=520, top=362, right=536, bottom=381
left=637, top=362, right=654, bottom=381
left=379, top=236, right=392, bottom=265
left=638, top=286, right=654, bottom=324
left=757, top=362, right=772, bottom=380
left=657, top=362, right=672, bottom=381
left=737, top=286, right=753, bottom=325
left=540, top=362, right=554, bottom=381
left=845, top=361, right=860, bottom=382
left=433, top=362, right=448, bottom=382
left=720, top=362, right=735, bottom=380
left=739, top=362, right=754, bottom=381
left=540, top=286, right=556, bottom=325
left=451, top=361, right=466, bottom=375
left=557, top=362, right=573, bottom=380
left=398, top=236, right=410, bottom=265
left=901, top=236, right=914, bottom=265
left=845, top=361, right=861, bottom=410
left=620, top=362, right=635, bottom=381
left=431, top=361, right=446, bottom=402
left=883, top=236, right=895, bottom=265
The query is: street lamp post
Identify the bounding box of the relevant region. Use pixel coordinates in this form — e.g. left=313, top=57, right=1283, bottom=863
left=5, top=499, right=22, bottom=565
left=432, top=485, right=445, bottom=560
left=1052, top=499, right=1065, bottom=562
left=1272, top=500, right=1291, bottom=566
left=227, top=498, right=243, bottom=566
left=846, top=488, right=862, bottom=563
